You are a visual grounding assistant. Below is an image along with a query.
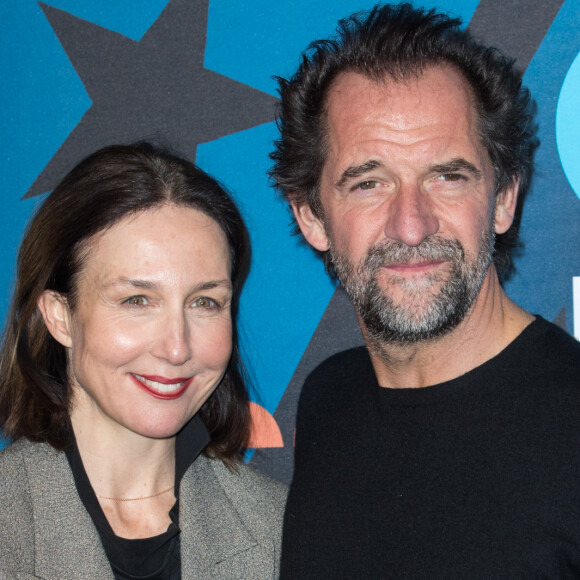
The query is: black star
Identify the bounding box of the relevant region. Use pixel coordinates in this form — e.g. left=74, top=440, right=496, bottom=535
left=25, top=0, right=278, bottom=198
left=468, top=0, right=564, bottom=72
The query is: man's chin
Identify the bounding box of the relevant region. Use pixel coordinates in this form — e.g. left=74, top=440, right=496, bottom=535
left=375, top=282, right=445, bottom=312
left=377, top=268, right=449, bottom=296
left=359, top=293, right=470, bottom=345
left=365, top=313, right=460, bottom=345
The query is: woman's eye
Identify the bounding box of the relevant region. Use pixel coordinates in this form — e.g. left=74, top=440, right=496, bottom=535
left=193, top=296, right=217, bottom=309
left=123, top=295, right=147, bottom=306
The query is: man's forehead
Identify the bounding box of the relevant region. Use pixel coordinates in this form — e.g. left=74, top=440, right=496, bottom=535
left=320, top=65, right=492, bottom=184
left=325, top=65, right=475, bottom=121
left=323, top=66, right=479, bottom=157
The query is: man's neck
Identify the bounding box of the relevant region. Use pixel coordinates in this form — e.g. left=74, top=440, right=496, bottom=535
left=361, top=269, right=535, bottom=389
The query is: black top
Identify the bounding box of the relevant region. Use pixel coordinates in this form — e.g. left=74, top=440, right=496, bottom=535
left=281, top=317, right=580, bottom=579
left=66, top=415, right=210, bottom=580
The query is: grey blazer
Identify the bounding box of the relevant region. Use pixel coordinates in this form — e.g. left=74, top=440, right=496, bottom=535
left=0, top=439, right=287, bottom=579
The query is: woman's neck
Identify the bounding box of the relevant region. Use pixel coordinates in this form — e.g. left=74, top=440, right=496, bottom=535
left=70, top=413, right=177, bottom=539
left=71, top=413, right=175, bottom=494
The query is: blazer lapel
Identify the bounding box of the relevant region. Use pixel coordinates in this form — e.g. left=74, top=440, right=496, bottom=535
left=21, top=443, right=114, bottom=580
left=179, top=456, right=259, bottom=578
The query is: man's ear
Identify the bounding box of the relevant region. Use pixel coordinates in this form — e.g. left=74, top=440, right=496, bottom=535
left=37, top=290, right=73, bottom=348
left=291, top=201, right=330, bottom=252
left=494, top=178, right=520, bottom=235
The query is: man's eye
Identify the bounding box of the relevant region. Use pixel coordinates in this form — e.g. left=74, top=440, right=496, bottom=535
left=438, top=173, right=463, bottom=182
left=124, top=295, right=147, bottom=306
left=193, top=297, right=217, bottom=309
left=356, top=180, right=378, bottom=190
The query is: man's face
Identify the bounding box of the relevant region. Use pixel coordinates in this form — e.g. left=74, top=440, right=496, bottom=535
left=293, top=66, right=517, bottom=344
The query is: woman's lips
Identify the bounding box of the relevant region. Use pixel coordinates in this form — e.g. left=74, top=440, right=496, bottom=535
left=130, top=373, right=193, bottom=400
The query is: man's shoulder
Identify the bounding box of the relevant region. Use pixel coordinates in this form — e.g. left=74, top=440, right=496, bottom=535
left=304, top=346, right=374, bottom=394
left=532, top=316, right=580, bottom=350
left=516, top=316, right=580, bottom=375
left=292, top=347, right=376, bottom=435
left=482, top=316, right=580, bottom=412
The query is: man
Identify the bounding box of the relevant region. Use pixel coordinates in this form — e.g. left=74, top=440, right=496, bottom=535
left=269, top=4, right=580, bottom=578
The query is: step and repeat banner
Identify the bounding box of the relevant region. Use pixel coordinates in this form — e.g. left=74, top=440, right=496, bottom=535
left=2, top=0, right=579, bottom=482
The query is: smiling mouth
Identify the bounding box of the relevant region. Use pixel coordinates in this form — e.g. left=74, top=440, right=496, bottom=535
left=130, top=373, right=193, bottom=400
left=385, top=260, right=444, bottom=272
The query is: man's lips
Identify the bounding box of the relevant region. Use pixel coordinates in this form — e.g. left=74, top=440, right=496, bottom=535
left=383, top=260, right=445, bottom=274
left=130, top=373, right=193, bottom=400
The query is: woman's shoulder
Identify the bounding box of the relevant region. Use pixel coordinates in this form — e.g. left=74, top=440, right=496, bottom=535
left=1, top=437, right=53, bottom=456
left=186, top=454, right=288, bottom=530
left=0, top=439, right=62, bottom=480
left=0, top=439, right=66, bottom=510
left=0, top=439, right=71, bottom=516
left=180, top=456, right=287, bottom=577
left=0, top=440, right=43, bottom=572
left=198, top=455, right=287, bottom=502
left=213, top=456, right=287, bottom=503
left=0, top=439, right=36, bottom=484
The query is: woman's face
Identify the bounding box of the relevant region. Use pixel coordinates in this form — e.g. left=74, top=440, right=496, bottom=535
left=41, top=204, right=233, bottom=441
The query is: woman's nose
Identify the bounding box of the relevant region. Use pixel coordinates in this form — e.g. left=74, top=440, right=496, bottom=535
left=151, top=311, right=192, bottom=366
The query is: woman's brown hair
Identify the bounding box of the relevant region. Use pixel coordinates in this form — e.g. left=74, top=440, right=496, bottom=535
left=0, top=143, right=251, bottom=461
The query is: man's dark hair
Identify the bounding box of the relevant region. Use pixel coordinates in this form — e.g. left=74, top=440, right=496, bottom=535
left=0, top=143, right=251, bottom=464
left=269, top=3, right=538, bottom=277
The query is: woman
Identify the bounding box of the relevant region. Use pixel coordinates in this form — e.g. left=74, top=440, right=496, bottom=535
left=0, top=143, right=286, bottom=579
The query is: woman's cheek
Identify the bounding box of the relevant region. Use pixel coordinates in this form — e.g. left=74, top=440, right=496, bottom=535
left=197, top=320, right=233, bottom=369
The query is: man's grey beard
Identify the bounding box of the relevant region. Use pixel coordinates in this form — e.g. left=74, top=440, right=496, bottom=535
left=329, top=228, right=495, bottom=345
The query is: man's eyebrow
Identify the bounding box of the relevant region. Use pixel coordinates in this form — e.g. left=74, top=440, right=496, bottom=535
left=430, top=158, right=483, bottom=180
left=335, top=160, right=383, bottom=188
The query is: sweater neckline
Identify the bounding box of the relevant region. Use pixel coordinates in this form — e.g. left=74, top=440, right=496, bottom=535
left=371, top=315, right=545, bottom=407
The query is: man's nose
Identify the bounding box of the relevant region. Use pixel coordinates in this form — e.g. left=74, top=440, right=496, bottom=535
left=383, top=182, right=439, bottom=247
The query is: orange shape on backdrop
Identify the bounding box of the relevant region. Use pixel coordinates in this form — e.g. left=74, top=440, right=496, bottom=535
left=248, top=402, right=283, bottom=448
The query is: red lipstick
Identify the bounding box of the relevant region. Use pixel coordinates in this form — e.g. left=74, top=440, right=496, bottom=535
left=130, top=373, right=193, bottom=400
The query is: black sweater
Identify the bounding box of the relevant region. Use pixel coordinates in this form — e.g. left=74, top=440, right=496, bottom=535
left=282, top=317, right=580, bottom=579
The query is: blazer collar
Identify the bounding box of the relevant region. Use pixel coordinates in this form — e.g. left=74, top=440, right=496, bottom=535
left=17, top=440, right=267, bottom=579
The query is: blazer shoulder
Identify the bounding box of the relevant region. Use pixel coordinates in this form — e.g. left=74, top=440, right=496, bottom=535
left=0, top=439, right=39, bottom=502
left=0, top=440, right=40, bottom=572
left=198, top=455, right=287, bottom=536
left=0, top=439, right=65, bottom=499
left=0, top=437, right=28, bottom=469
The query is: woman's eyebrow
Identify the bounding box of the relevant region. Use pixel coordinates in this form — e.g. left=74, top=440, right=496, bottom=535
left=103, top=277, right=232, bottom=292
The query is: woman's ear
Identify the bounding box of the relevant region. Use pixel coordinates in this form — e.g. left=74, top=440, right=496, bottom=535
left=494, top=179, right=520, bottom=235
left=37, top=291, right=73, bottom=348
left=291, top=202, right=330, bottom=251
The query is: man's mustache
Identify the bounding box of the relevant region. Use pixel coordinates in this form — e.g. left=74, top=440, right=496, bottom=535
left=363, top=236, right=464, bottom=269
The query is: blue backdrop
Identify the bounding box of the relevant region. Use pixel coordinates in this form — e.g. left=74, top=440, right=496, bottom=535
left=1, top=1, right=579, bottom=480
